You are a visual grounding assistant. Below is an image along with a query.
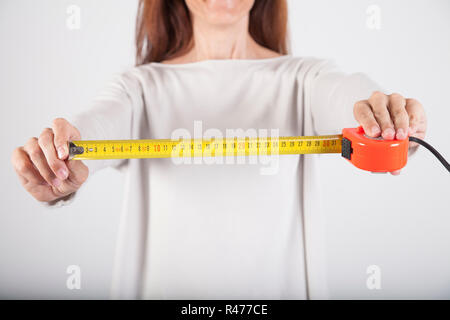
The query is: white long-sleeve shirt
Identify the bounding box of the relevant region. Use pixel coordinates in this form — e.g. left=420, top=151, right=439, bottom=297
left=61, top=55, right=380, bottom=299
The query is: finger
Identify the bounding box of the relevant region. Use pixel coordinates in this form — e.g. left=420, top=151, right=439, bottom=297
left=24, top=137, right=60, bottom=187
left=66, top=159, right=89, bottom=187
left=38, top=128, right=69, bottom=181
left=52, top=118, right=80, bottom=160
left=353, top=100, right=381, bottom=137
left=390, top=170, right=401, bottom=176
left=49, top=160, right=89, bottom=196
left=407, top=129, right=426, bottom=149
left=388, top=93, right=408, bottom=140
left=405, top=98, right=426, bottom=135
left=12, top=147, right=47, bottom=186
left=368, top=91, right=395, bottom=140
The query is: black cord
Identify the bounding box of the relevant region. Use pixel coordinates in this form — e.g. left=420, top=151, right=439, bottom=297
left=409, top=136, right=450, bottom=173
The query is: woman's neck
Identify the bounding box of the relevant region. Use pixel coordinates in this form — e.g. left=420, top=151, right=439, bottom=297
left=163, top=16, right=281, bottom=64
left=191, top=15, right=255, bottom=60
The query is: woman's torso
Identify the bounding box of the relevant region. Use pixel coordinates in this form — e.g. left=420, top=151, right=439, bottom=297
left=134, top=56, right=309, bottom=298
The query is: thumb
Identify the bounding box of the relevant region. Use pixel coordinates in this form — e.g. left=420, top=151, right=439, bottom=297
left=52, top=118, right=80, bottom=160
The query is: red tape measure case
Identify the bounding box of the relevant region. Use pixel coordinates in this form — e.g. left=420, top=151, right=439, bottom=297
left=341, top=126, right=409, bottom=172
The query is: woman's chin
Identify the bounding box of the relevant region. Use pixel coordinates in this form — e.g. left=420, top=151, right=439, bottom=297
left=205, top=0, right=246, bottom=10
left=187, top=0, right=254, bottom=25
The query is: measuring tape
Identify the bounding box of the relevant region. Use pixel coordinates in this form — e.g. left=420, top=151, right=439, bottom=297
left=69, top=127, right=410, bottom=172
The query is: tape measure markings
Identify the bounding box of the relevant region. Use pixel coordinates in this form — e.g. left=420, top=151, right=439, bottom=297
left=69, top=135, right=343, bottom=160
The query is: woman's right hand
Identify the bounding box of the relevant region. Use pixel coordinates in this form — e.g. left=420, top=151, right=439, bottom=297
left=11, top=118, right=89, bottom=203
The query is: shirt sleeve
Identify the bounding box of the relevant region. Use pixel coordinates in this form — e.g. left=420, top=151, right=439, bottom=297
left=309, top=61, right=383, bottom=135
left=308, top=60, right=419, bottom=159
left=44, top=71, right=142, bottom=208
left=67, top=73, right=140, bottom=174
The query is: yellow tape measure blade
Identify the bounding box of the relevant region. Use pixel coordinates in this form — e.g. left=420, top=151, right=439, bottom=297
left=69, top=135, right=343, bottom=160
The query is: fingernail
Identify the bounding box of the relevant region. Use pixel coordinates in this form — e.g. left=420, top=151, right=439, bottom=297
left=396, top=128, right=406, bottom=140
left=57, top=147, right=66, bottom=160
left=57, top=168, right=68, bottom=180
left=52, top=178, right=61, bottom=187
left=382, top=128, right=395, bottom=139
left=371, top=126, right=381, bottom=136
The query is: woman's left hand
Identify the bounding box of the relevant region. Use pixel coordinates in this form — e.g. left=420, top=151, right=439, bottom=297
left=353, top=91, right=427, bottom=175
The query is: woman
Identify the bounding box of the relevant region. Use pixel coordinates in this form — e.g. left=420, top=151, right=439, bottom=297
left=11, top=0, right=427, bottom=299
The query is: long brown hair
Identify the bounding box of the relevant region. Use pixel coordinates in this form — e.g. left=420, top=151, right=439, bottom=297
left=135, top=0, right=288, bottom=65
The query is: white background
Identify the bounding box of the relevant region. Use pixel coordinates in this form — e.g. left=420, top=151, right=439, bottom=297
left=0, top=0, right=449, bottom=299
